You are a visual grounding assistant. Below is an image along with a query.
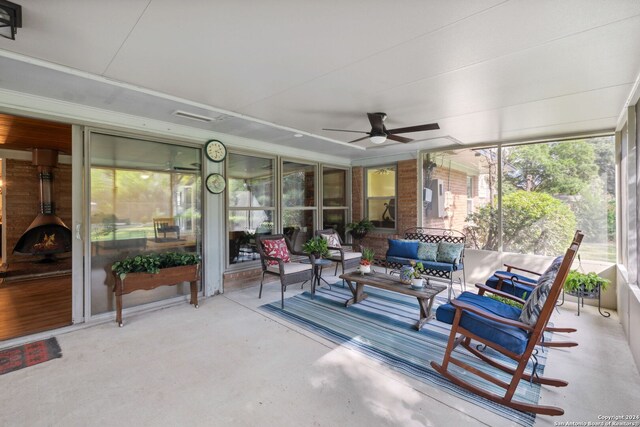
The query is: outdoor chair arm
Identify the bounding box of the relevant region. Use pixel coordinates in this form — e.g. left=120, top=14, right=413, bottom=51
left=503, top=263, right=542, bottom=276
left=289, top=248, right=309, bottom=257
left=475, top=283, right=527, bottom=305
left=261, top=255, right=286, bottom=272
left=494, top=273, right=537, bottom=289
left=451, top=299, right=534, bottom=332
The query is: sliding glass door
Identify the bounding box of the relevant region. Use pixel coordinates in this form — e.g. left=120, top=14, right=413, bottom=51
left=87, top=131, right=202, bottom=317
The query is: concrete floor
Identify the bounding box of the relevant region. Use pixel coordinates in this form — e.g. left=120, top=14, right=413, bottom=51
left=1, top=272, right=639, bottom=427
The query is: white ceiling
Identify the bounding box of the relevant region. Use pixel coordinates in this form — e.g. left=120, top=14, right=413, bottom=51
left=1, top=0, right=639, bottom=161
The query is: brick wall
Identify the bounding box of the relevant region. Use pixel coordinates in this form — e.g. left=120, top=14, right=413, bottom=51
left=5, top=159, right=72, bottom=264
left=423, top=166, right=469, bottom=232
left=352, top=159, right=418, bottom=260
left=352, top=167, right=363, bottom=221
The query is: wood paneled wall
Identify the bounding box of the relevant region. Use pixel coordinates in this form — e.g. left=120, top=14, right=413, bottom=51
left=0, top=274, right=72, bottom=341
left=0, top=113, right=71, bottom=153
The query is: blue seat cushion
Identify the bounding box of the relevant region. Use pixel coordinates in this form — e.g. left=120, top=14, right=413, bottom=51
left=436, top=292, right=530, bottom=355
left=386, top=256, right=463, bottom=272
left=486, top=271, right=537, bottom=300
left=387, top=239, right=419, bottom=259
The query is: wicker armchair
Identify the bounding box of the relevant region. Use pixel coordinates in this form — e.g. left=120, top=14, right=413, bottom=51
left=256, top=234, right=313, bottom=308
left=315, top=229, right=362, bottom=275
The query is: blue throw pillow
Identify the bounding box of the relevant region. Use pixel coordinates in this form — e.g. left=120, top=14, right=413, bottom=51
left=387, top=239, right=419, bottom=259
left=417, top=242, right=438, bottom=261
left=436, top=242, right=464, bottom=264
left=519, top=256, right=563, bottom=326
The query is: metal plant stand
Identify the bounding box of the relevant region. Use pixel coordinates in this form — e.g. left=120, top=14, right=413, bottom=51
left=559, top=285, right=610, bottom=317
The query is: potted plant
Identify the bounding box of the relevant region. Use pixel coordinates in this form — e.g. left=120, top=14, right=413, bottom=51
left=346, top=218, right=375, bottom=239
left=302, top=236, right=330, bottom=259
left=563, top=270, right=610, bottom=298
left=409, top=261, right=426, bottom=289
left=357, top=247, right=375, bottom=274
left=111, top=252, right=201, bottom=326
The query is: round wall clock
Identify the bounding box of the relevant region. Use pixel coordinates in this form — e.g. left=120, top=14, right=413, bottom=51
left=205, top=139, right=227, bottom=162
left=206, top=173, right=226, bottom=194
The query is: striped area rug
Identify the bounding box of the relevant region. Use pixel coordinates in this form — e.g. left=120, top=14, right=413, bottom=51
left=261, top=285, right=549, bottom=427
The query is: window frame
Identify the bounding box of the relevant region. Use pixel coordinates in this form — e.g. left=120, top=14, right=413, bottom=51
left=364, top=164, right=397, bottom=232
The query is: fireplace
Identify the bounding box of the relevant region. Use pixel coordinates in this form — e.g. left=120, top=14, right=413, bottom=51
left=13, top=149, right=72, bottom=261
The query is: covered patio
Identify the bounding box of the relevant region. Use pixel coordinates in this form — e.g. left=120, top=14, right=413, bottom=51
left=1, top=1, right=640, bottom=425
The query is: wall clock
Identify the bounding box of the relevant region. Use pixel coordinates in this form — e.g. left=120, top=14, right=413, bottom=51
left=205, top=139, right=227, bottom=162
left=206, top=173, right=226, bottom=194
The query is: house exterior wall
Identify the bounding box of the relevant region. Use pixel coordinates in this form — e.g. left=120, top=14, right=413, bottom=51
left=352, top=160, right=418, bottom=260
left=423, top=166, right=469, bottom=232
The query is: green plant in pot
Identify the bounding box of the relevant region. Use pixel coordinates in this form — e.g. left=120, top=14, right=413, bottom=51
left=358, top=247, right=375, bottom=274
left=112, top=251, right=201, bottom=280
left=563, top=270, right=610, bottom=297
left=346, top=218, right=375, bottom=239
left=302, top=236, right=330, bottom=259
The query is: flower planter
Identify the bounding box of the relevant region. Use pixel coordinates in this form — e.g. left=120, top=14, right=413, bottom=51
left=410, top=277, right=425, bottom=289
left=399, top=265, right=414, bottom=284
left=349, top=230, right=368, bottom=240
left=113, top=264, right=200, bottom=327
left=358, top=264, right=371, bottom=274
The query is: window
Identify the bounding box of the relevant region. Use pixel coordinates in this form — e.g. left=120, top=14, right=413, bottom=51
left=366, top=165, right=396, bottom=230
left=89, top=132, right=202, bottom=315
left=423, top=135, right=616, bottom=262
left=224, top=152, right=349, bottom=270
left=227, top=153, right=275, bottom=266
left=501, top=137, right=615, bottom=260
left=282, top=160, right=316, bottom=252
left=322, top=166, right=349, bottom=241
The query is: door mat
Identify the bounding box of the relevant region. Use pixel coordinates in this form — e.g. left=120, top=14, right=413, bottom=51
left=0, top=337, right=62, bottom=376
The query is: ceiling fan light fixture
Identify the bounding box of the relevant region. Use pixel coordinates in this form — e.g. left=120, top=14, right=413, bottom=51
left=369, top=135, right=387, bottom=144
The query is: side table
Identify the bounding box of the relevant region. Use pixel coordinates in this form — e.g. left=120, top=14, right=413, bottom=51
left=301, top=258, right=333, bottom=295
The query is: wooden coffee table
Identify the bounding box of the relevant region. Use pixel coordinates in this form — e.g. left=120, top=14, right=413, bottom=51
left=339, top=271, right=447, bottom=331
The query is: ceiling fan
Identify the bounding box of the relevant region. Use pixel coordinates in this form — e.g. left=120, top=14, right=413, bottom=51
left=323, top=112, right=439, bottom=144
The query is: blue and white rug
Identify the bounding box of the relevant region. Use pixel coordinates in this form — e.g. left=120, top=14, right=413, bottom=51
left=261, top=285, right=550, bottom=427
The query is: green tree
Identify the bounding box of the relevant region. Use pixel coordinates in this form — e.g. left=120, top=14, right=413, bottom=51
left=466, top=191, right=576, bottom=255
left=504, top=141, right=597, bottom=195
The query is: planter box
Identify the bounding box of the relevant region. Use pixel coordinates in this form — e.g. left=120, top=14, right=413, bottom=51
left=113, top=264, right=200, bottom=327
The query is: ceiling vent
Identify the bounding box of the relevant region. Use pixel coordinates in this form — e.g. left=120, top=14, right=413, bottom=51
left=173, top=110, right=229, bottom=123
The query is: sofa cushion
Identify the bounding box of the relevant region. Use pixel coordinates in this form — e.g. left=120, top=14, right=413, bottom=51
left=417, top=242, right=438, bottom=261
left=326, top=251, right=361, bottom=261
left=436, top=242, right=464, bottom=264
left=436, top=292, right=529, bottom=355
left=519, top=256, right=563, bottom=326
left=486, top=271, right=537, bottom=300
left=266, top=262, right=312, bottom=274
left=387, top=239, right=419, bottom=259
left=386, top=256, right=463, bottom=272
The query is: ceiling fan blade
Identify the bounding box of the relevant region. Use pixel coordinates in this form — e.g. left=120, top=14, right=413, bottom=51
left=322, top=128, right=369, bottom=134
left=387, top=134, right=413, bottom=143
left=387, top=122, right=440, bottom=134
left=367, top=112, right=385, bottom=134
left=348, top=135, right=371, bottom=143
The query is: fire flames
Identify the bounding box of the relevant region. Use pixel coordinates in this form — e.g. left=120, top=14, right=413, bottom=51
left=33, top=233, right=60, bottom=252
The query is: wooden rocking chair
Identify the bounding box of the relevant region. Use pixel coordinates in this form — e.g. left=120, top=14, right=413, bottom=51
left=475, top=230, right=584, bottom=348
left=430, top=231, right=583, bottom=416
